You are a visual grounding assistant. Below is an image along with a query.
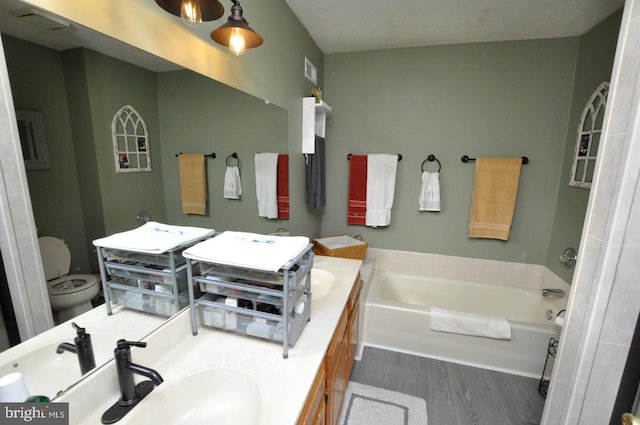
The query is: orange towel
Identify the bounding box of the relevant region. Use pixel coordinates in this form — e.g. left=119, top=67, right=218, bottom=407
left=347, top=155, right=367, bottom=225
left=277, top=154, right=289, bottom=220
left=179, top=154, right=207, bottom=215
left=469, top=158, right=522, bottom=241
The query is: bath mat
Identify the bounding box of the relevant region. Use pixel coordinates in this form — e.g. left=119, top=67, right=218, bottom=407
left=339, top=381, right=428, bottom=425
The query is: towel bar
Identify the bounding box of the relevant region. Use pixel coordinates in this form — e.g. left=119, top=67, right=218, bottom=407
left=422, top=154, right=441, bottom=172
left=347, top=153, right=402, bottom=161
left=175, top=152, right=217, bottom=158
left=461, top=155, right=528, bottom=164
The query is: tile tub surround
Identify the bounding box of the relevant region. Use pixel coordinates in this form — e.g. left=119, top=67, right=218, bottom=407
left=54, top=256, right=362, bottom=425
left=367, top=247, right=571, bottom=295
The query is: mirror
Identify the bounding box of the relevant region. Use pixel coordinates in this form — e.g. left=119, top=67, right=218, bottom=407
left=0, top=6, right=288, bottom=399
left=15, top=109, right=50, bottom=170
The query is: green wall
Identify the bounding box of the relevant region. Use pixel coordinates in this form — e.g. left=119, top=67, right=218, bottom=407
left=3, top=35, right=90, bottom=273
left=322, top=38, right=579, bottom=265
left=546, top=11, right=622, bottom=281
left=157, top=70, right=289, bottom=233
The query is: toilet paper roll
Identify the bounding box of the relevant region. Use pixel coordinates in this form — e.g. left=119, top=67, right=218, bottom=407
left=554, top=316, right=566, bottom=328
left=0, top=372, right=29, bottom=402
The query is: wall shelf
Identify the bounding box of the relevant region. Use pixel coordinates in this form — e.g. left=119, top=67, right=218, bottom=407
left=302, top=97, right=332, bottom=154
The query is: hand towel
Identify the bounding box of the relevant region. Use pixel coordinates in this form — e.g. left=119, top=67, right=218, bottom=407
left=183, top=231, right=310, bottom=272
left=306, top=135, right=326, bottom=209
left=419, top=171, right=441, bottom=211
left=92, top=221, right=215, bottom=254
left=254, top=153, right=279, bottom=219
left=431, top=307, right=511, bottom=340
left=223, top=166, right=242, bottom=199
left=347, top=155, right=367, bottom=225
left=179, top=154, right=207, bottom=215
left=469, top=158, right=523, bottom=241
left=277, top=154, right=289, bottom=219
left=366, top=154, right=398, bottom=227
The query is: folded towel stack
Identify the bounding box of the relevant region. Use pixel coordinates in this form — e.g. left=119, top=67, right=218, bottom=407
left=92, top=221, right=215, bottom=254
left=430, top=307, right=511, bottom=340
left=183, top=231, right=310, bottom=272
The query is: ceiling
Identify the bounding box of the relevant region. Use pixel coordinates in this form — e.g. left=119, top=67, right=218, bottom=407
left=0, top=0, right=625, bottom=71
left=285, top=0, right=625, bottom=54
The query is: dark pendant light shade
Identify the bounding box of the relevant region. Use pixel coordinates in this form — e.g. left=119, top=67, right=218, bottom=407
left=211, top=0, right=263, bottom=55
left=155, top=0, right=224, bottom=22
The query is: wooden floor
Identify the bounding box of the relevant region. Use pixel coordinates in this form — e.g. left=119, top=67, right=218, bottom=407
left=349, top=346, right=545, bottom=425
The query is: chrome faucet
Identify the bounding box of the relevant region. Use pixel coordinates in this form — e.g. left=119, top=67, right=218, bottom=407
left=101, top=340, right=163, bottom=424
left=542, top=288, right=565, bottom=298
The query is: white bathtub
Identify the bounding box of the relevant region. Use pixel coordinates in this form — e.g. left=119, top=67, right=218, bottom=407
left=363, top=270, right=564, bottom=377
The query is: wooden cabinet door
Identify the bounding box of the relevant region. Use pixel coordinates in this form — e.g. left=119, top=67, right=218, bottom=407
left=298, top=365, right=327, bottom=425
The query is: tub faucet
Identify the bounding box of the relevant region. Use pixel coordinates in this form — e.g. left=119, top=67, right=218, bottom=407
left=542, top=288, right=565, bottom=298
left=101, top=339, right=163, bottom=424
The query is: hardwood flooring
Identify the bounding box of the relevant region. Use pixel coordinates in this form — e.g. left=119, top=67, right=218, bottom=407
left=349, top=346, right=545, bottom=425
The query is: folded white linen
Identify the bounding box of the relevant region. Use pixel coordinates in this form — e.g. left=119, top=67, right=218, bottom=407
left=419, top=171, right=441, bottom=211
left=365, top=154, right=398, bottom=227
left=254, top=153, right=279, bottom=219
left=223, top=166, right=242, bottom=199
left=92, top=221, right=215, bottom=254
left=183, top=231, right=310, bottom=272
left=430, top=307, right=511, bottom=340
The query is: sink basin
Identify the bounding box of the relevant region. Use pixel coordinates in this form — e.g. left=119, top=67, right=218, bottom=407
left=310, top=269, right=337, bottom=300
left=0, top=333, right=114, bottom=399
left=127, top=368, right=261, bottom=425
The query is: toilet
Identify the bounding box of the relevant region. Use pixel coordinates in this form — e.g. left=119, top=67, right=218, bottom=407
left=38, top=236, right=100, bottom=323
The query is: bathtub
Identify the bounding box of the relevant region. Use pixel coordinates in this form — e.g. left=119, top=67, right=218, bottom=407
left=363, top=270, right=564, bottom=377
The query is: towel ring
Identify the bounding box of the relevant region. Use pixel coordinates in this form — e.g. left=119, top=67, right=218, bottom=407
left=226, top=152, right=239, bottom=166
left=421, top=154, right=441, bottom=172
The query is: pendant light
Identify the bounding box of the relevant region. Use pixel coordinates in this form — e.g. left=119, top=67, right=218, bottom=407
left=155, top=0, right=224, bottom=27
left=210, top=0, right=263, bottom=56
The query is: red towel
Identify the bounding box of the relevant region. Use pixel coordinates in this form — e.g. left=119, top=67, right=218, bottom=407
left=348, top=155, right=367, bottom=225
left=277, top=154, right=289, bottom=220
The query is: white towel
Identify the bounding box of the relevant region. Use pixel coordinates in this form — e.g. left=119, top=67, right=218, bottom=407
left=365, top=154, right=398, bottom=227
left=223, top=166, right=242, bottom=199
left=183, top=231, right=310, bottom=272
left=254, top=153, right=279, bottom=219
left=92, top=221, right=215, bottom=254
left=430, top=307, right=511, bottom=340
left=419, top=171, right=441, bottom=211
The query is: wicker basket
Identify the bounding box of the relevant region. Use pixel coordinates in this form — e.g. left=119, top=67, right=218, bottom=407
left=312, top=235, right=368, bottom=260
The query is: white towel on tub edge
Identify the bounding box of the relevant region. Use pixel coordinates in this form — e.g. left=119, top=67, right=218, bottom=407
left=430, top=307, right=511, bottom=340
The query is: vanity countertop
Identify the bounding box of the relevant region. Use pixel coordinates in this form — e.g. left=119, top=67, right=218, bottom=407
left=56, top=255, right=362, bottom=425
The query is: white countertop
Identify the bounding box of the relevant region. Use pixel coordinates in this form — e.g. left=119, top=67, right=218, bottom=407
left=56, top=255, right=362, bottom=425
left=0, top=305, right=166, bottom=400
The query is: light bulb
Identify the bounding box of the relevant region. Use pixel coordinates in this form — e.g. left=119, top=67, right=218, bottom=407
left=229, top=28, right=246, bottom=56
left=181, top=0, right=202, bottom=27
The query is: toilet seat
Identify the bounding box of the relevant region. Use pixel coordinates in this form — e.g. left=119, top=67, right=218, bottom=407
left=47, top=274, right=99, bottom=296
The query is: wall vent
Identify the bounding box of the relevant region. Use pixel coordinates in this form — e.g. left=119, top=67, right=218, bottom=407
left=10, top=8, right=70, bottom=31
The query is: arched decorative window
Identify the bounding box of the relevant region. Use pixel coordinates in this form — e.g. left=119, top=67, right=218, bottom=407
left=112, top=105, right=151, bottom=173
left=569, top=82, right=608, bottom=189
